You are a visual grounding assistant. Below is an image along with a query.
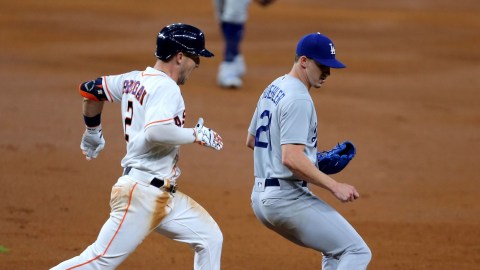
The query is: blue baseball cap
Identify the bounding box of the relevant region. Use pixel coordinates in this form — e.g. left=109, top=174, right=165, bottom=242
left=296, top=32, right=346, bottom=69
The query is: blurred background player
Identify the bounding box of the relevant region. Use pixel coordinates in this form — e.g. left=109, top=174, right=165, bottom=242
left=213, top=0, right=276, bottom=88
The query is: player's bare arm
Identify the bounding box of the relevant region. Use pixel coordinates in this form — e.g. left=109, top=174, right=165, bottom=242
left=83, top=98, right=104, bottom=117
left=281, top=144, right=359, bottom=203
left=246, top=133, right=255, bottom=150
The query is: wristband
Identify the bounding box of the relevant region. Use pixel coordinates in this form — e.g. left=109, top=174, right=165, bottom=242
left=84, top=114, right=101, bottom=127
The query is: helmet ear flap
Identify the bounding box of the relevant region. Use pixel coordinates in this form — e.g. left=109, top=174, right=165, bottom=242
left=155, top=32, right=175, bottom=61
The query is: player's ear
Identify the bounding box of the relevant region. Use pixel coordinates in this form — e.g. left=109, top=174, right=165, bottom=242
left=175, top=52, right=184, bottom=65
left=299, top=56, right=309, bottom=69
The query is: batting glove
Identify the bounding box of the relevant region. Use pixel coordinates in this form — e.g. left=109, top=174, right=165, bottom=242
left=193, top=118, right=223, bottom=150
left=80, top=125, right=105, bottom=160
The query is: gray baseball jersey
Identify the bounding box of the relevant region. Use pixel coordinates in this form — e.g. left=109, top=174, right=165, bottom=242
left=248, top=74, right=318, bottom=179
left=248, top=74, right=371, bottom=269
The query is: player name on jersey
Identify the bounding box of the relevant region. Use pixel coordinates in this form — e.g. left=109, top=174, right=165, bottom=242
left=262, top=84, right=285, bottom=105
left=123, top=80, right=147, bottom=105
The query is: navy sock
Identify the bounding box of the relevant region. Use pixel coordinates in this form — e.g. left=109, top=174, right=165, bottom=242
left=221, top=22, right=244, bottom=62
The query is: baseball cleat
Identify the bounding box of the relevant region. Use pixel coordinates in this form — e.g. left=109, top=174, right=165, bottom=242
left=217, top=61, right=243, bottom=88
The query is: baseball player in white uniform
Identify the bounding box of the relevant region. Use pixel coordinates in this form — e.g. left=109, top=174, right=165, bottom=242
left=246, top=33, right=372, bottom=269
left=51, top=23, right=224, bottom=270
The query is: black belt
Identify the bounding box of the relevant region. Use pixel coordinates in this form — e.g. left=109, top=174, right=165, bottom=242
left=123, top=167, right=176, bottom=193
left=265, top=178, right=307, bottom=187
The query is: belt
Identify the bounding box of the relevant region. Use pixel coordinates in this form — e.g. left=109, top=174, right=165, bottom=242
left=265, top=178, right=307, bottom=187
left=123, top=167, right=176, bottom=193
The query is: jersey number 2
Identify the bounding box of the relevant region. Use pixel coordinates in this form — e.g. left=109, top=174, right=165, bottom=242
left=124, top=100, right=133, bottom=142
left=255, top=110, right=272, bottom=149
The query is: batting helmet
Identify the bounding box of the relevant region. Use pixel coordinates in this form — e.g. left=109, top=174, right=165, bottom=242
left=155, top=23, right=214, bottom=61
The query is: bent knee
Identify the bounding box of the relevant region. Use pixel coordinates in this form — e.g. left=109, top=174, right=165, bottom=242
left=335, top=242, right=372, bottom=267
left=350, top=243, right=372, bottom=265
left=193, top=226, right=223, bottom=251
left=360, top=244, right=372, bottom=263
left=209, top=227, right=224, bottom=246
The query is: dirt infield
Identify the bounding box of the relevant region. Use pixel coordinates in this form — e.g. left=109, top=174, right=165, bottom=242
left=1, top=0, right=479, bottom=269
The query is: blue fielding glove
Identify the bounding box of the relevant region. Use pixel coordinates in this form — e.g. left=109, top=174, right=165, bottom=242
left=317, top=141, right=356, bottom=174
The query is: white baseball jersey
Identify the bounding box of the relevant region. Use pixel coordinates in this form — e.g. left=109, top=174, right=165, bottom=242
left=103, top=67, right=184, bottom=182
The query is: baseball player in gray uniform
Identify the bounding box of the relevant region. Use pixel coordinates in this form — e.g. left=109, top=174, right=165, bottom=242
left=51, top=23, right=224, bottom=270
left=246, top=33, right=372, bottom=269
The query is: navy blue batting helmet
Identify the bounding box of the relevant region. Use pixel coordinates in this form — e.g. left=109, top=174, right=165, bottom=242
left=155, top=23, right=214, bottom=61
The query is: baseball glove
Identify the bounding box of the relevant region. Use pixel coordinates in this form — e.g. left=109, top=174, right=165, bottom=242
left=317, top=141, right=356, bottom=175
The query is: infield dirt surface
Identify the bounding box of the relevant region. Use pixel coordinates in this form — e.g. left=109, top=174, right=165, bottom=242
left=1, top=0, right=479, bottom=269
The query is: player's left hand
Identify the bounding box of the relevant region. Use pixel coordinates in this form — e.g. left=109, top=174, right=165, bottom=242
left=80, top=125, right=105, bottom=160
left=317, top=141, right=356, bottom=174
left=193, top=118, right=223, bottom=150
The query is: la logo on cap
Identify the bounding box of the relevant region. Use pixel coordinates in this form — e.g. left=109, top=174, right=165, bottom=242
left=329, top=43, right=336, bottom=55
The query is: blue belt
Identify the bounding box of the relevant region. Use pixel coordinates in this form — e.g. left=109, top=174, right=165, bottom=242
left=265, top=178, right=307, bottom=187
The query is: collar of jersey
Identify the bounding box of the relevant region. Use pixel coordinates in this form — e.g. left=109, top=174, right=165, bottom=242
left=143, top=67, right=167, bottom=76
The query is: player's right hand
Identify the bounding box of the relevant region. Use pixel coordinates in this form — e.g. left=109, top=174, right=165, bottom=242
left=193, top=118, right=223, bottom=150
left=331, top=182, right=359, bottom=203
left=80, top=125, right=105, bottom=160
